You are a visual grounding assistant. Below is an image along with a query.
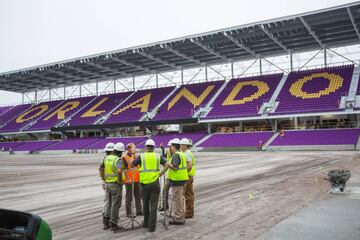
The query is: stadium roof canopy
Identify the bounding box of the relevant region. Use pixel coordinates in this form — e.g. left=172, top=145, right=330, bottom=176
left=1, top=2, right=360, bottom=93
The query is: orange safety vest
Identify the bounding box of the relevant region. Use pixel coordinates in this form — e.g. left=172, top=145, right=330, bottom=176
left=123, top=153, right=140, bottom=183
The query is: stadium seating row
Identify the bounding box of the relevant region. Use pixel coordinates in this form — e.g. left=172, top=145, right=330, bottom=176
left=0, top=64, right=356, bottom=133
left=1, top=128, right=359, bottom=152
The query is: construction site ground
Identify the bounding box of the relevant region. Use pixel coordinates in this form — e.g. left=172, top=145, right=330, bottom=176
left=1, top=151, right=360, bottom=240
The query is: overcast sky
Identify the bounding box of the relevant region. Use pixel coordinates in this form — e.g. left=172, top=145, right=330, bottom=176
left=0, top=0, right=356, bottom=104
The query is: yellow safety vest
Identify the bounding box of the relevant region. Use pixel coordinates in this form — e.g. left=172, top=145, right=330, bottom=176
left=104, top=155, right=120, bottom=183
left=138, top=152, right=161, bottom=184
left=168, top=151, right=189, bottom=181
left=185, top=150, right=196, bottom=177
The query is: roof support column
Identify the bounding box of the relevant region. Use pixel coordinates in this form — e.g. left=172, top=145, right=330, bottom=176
left=259, top=58, right=263, bottom=75
left=155, top=73, right=159, bottom=88
left=231, top=61, right=234, bottom=79
left=79, top=84, right=82, bottom=97
left=64, top=87, right=66, bottom=99
left=22, top=93, right=24, bottom=104
left=205, top=66, right=208, bottom=82
left=132, top=76, right=135, bottom=91
left=96, top=80, right=99, bottom=95
left=113, top=80, right=116, bottom=93
left=324, top=48, right=327, bottom=67
left=49, top=89, right=51, bottom=101
left=34, top=90, right=38, bottom=104
left=290, top=52, right=293, bottom=71
left=181, top=69, right=184, bottom=85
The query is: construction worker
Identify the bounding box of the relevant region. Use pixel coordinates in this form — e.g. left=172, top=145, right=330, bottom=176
left=180, top=138, right=196, bottom=219
left=168, top=138, right=189, bottom=225
left=159, top=140, right=172, bottom=211
left=122, top=143, right=143, bottom=217
left=99, top=142, right=125, bottom=231
left=101, top=143, right=115, bottom=214
left=131, top=139, right=169, bottom=232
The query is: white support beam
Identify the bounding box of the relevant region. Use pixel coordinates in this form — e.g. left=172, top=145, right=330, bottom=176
left=137, top=51, right=178, bottom=68
left=347, top=7, right=360, bottom=41
left=190, top=39, right=230, bottom=62
left=111, top=57, right=151, bottom=72
left=223, top=32, right=259, bottom=58
left=299, top=16, right=324, bottom=48
left=165, top=47, right=202, bottom=65
left=259, top=25, right=290, bottom=53
left=86, top=62, right=127, bottom=76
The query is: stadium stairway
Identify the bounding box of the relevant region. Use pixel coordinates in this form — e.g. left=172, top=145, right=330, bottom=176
left=55, top=96, right=100, bottom=127
left=0, top=104, right=34, bottom=129
left=340, top=65, right=359, bottom=109
left=198, top=80, right=229, bottom=118
left=141, top=85, right=180, bottom=121
left=193, top=133, right=213, bottom=150
left=94, top=91, right=136, bottom=125
left=261, top=132, right=279, bottom=150
left=21, top=100, right=66, bottom=131
left=260, top=73, right=288, bottom=115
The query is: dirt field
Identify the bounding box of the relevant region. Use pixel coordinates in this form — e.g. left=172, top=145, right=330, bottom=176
left=1, top=151, right=359, bottom=240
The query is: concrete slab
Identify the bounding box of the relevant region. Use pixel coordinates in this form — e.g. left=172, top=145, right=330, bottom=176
left=257, top=172, right=360, bottom=240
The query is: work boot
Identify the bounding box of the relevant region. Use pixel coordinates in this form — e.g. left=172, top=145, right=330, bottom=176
left=185, top=215, right=193, bottom=219
left=158, top=206, right=169, bottom=212
left=136, top=212, right=143, bottom=216
left=103, top=217, right=110, bottom=230
left=110, top=223, right=124, bottom=232
left=148, top=227, right=156, bottom=232
left=169, top=220, right=185, bottom=225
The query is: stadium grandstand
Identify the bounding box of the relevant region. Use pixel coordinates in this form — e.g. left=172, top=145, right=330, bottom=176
left=2, top=2, right=360, bottom=153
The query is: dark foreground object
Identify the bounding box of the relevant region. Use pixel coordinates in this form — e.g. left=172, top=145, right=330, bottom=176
left=0, top=209, right=52, bottom=240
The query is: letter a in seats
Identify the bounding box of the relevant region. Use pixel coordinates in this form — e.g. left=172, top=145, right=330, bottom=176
left=113, top=93, right=151, bottom=115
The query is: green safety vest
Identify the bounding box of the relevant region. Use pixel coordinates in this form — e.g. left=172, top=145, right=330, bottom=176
left=138, top=152, right=161, bottom=184
left=104, top=155, right=120, bottom=183
left=185, top=150, right=196, bottom=177
left=168, top=151, right=189, bottom=181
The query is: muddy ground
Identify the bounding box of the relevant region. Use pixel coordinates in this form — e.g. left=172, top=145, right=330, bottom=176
left=1, top=151, right=359, bottom=240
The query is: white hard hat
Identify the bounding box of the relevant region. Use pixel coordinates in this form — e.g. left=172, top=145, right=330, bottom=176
left=145, top=139, right=155, bottom=147
left=104, top=142, right=115, bottom=151
left=180, top=138, right=192, bottom=145
left=114, top=142, right=125, bottom=152
left=167, top=139, right=173, bottom=146
left=171, top=138, right=181, bottom=145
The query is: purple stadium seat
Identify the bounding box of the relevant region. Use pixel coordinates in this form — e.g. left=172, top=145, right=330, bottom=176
left=136, top=132, right=207, bottom=148
left=198, top=131, right=274, bottom=148
left=272, top=65, right=354, bottom=115
left=44, top=137, right=102, bottom=151
left=0, top=106, right=12, bottom=117
left=68, top=91, right=133, bottom=126
left=84, top=136, right=147, bottom=149
left=27, top=96, right=96, bottom=131
left=0, top=104, right=32, bottom=127
left=0, top=100, right=64, bottom=132
left=0, top=141, right=25, bottom=151
left=205, top=74, right=283, bottom=119
left=270, top=129, right=360, bottom=146
left=104, top=86, right=175, bottom=124
left=153, top=81, right=224, bottom=121
left=12, top=140, right=60, bottom=152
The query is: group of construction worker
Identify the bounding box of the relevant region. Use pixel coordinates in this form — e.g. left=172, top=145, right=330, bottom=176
left=98, top=137, right=196, bottom=233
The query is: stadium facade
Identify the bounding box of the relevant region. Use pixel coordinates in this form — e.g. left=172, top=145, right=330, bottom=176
left=1, top=2, right=360, bottom=152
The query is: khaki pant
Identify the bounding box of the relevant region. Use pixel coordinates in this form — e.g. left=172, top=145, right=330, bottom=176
left=171, top=185, right=185, bottom=223
left=184, top=176, right=194, bottom=218
left=125, top=182, right=142, bottom=216
left=103, top=183, right=122, bottom=224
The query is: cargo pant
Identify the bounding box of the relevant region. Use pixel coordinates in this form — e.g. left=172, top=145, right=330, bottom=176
left=184, top=176, right=194, bottom=218
left=125, top=182, right=143, bottom=216
left=141, top=180, right=160, bottom=230
left=171, top=185, right=185, bottom=223
left=103, top=183, right=122, bottom=224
